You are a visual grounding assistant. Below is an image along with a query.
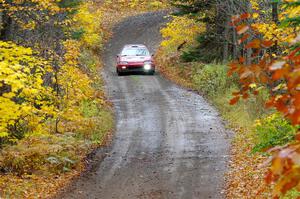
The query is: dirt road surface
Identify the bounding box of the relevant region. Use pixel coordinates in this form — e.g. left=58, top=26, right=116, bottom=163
left=59, top=11, right=231, bottom=199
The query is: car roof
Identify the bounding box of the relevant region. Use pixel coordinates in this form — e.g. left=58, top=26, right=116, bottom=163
left=123, top=44, right=147, bottom=49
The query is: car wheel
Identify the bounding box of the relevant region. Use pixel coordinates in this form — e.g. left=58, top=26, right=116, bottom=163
left=149, top=70, right=155, bottom=75
left=117, top=69, right=123, bottom=76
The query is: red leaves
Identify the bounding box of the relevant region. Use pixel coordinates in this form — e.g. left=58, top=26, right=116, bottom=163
left=229, top=96, right=240, bottom=105
left=295, top=134, right=300, bottom=141
left=240, top=13, right=251, bottom=20
left=264, top=141, right=300, bottom=198
left=287, top=47, right=300, bottom=59
left=262, top=40, right=273, bottom=48
left=266, top=91, right=300, bottom=125
left=236, top=24, right=249, bottom=35
left=246, top=38, right=261, bottom=49
left=238, top=33, right=250, bottom=44
left=293, top=93, right=300, bottom=109
left=242, top=93, right=249, bottom=99
left=289, top=110, right=300, bottom=125
left=229, top=13, right=300, bottom=197
left=227, top=62, right=239, bottom=76
left=272, top=68, right=287, bottom=80
left=231, top=13, right=250, bottom=29
left=228, top=13, right=300, bottom=127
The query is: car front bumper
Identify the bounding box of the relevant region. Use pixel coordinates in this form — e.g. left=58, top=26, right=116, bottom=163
left=117, top=65, right=155, bottom=73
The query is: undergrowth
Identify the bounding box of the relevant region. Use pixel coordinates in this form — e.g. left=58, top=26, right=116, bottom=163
left=0, top=98, right=113, bottom=197
left=252, top=113, right=298, bottom=153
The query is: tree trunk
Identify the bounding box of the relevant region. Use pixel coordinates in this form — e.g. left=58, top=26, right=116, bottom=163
left=0, top=11, right=12, bottom=40
left=272, top=2, right=279, bottom=24
left=272, top=2, right=279, bottom=54
left=223, top=16, right=230, bottom=63
left=246, top=0, right=252, bottom=65
left=232, top=26, right=238, bottom=60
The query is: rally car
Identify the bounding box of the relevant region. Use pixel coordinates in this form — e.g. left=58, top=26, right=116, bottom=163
left=116, top=44, right=155, bottom=76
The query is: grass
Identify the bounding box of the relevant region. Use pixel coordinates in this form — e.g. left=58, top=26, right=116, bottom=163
left=156, top=53, right=269, bottom=130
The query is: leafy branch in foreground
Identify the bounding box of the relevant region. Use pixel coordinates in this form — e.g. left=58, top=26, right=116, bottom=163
left=228, top=0, right=300, bottom=197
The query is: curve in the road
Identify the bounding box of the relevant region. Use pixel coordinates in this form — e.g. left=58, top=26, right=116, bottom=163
left=59, top=11, right=231, bottom=199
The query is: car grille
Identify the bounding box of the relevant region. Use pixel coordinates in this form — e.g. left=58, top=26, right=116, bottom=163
left=127, top=65, right=143, bottom=70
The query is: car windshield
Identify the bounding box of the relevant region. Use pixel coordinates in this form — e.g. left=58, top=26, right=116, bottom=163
left=121, top=48, right=149, bottom=56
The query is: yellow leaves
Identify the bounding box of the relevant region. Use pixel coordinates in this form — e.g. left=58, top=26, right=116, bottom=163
left=2, top=0, right=63, bottom=31
left=281, top=0, right=300, bottom=19
left=104, top=0, right=168, bottom=10
left=252, top=22, right=299, bottom=45
left=160, top=16, right=205, bottom=53
left=250, top=1, right=300, bottom=51
left=0, top=132, right=9, bottom=138
left=72, top=3, right=103, bottom=48
left=0, top=41, right=54, bottom=138
left=250, top=0, right=259, bottom=10
left=0, top=0, right=108, bottom=150
left=252, top=13, right=259, bottom=19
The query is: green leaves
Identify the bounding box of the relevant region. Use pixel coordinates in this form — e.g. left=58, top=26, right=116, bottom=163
left=252, top=113, right=298, bottom=153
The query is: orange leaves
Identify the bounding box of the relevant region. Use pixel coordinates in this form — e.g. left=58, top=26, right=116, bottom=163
left=246, top=38, right=261, bottom=49
left=236, top=24, right=249, bottom=35
left=229, top=96, right=240, bottom=105
left=240, top=68, right=253, bottom=79
left=262, top=40, right=273, bottom=48
left=228, top=12, right=300, bottom=127
left=231, top=13, right=250, bottom=26
left=265, top=142, right=300, bottom=197
left=266, top=90, right=300, bottom=125
left=272, top=68, right=288, bottom=80
left=240, top=13, right=251, bottom=20
left=227, top=62, right=239, bottom=76
left=293, top=93, right=300, bottom=109
left=238, top=33, right=250, bottom=44
left=228, top=3, right=300, bottom=196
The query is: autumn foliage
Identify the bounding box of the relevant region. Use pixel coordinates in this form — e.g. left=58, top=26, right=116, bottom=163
left=228, top=0, right=300, bottom=197
left=0, top=0, right=169, bottom=197
left=0, top=0, right=114, bottom=197
left=0, top=0, right=106, bottom=144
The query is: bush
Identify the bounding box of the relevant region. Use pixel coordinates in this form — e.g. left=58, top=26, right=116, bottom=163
left=192, top=64, right=236, bottom=97
left=0, top=134, right=84, bottom=175
left=252, top=113, right=298, bottom=153
left=188, top=63, right=270, bottom=129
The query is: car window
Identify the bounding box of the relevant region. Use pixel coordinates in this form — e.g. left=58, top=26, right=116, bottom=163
left=121, top=48, right=149, bottom=56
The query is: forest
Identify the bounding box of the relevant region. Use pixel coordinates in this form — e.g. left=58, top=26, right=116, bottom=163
left=0, top=0, right=300, bottom=198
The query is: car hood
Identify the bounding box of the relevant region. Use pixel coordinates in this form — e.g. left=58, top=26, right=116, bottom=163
left=120, top=56, right=151, bottom=62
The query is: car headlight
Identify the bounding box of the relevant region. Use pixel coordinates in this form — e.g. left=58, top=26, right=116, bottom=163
left=144, top=62, right=152, bottom=70
left=119, top=61, right=128, bottom=65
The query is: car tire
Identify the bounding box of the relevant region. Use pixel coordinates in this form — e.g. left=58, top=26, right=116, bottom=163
left=117, top=69, right=123, bottom=76
left=149, top=70, right=155, bottom=75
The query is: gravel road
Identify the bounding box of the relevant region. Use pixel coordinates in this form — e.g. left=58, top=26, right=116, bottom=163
left=59, top=11, right=231, bottom=199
